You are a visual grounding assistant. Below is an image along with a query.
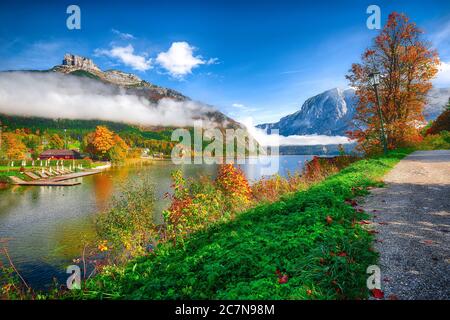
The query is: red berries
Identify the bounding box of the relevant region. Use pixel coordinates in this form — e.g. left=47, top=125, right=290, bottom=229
left=278, top=275, right=289, bottom=284
left=276, top=269, right=289, bottom=284
left=371, top=288, right=384, bottom=299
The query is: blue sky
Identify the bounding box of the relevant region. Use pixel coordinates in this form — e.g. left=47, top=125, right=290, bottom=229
left=1, top=0, right=449, bottom=124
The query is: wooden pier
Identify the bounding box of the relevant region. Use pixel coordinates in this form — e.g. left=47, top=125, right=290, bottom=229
left=9, top=170, right=103, bottom=187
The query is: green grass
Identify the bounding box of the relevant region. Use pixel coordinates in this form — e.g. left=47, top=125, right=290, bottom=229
left=69, top=70, right=101, bottom=80
left=91, top=162, right=109, bottom=168
left=71, top=149, right=412, bottom=300
left=417, top=131, right=450, bottom=150
left=0, top=170, right=31, bottom=183
left=0, top=166, right=20, bottom=171
left=0, top=161, right=98, bottom=183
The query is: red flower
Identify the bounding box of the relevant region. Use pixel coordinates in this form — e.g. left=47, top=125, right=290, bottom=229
left=278, top=274, right=289, bottom=284
left=338, top=252, right=347, bottom=257
left=326, top=216, right=333, bottom=225
left=371, top=289, right=384, bottom=299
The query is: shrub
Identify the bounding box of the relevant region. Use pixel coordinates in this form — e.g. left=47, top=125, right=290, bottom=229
left=426, top=104, right=450, bottom=135
left=252, top=173, right=306, bottom=203
left=215, top=164, right=252, bottom=211
left=0, top=260, right=27, bottom=300
left=162, top=170, right=228, bottom=245
left=95, top=179, right=157, bottom=262
left=417, top=131, right=450, bottom=150
left=252, top=156, right=359, bottom=203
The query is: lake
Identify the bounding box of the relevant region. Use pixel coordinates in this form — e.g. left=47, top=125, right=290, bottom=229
left=0, top=155, right=316, bottom=289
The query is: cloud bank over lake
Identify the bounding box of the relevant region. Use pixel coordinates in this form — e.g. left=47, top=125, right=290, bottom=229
left=0, top=72, right=218, bottom=127
left=242, top=118, right=353, bottom=146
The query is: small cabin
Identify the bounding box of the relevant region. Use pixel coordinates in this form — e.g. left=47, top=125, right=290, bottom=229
left=39, top=149, right=81, bottom=160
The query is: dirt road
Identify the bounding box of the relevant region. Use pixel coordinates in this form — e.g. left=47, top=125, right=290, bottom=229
left=362, top=150, right=450, bottom=300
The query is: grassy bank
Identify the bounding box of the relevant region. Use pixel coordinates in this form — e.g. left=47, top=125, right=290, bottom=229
left=0, top=169, right=32, bottom=184
left=0, top=160, right=106, bottom=184
left=70, top=148, right=412, bottom=300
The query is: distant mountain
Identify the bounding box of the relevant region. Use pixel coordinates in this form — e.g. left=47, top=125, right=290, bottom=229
left=52, top=54, right=188, bottom=102
left=424, top=87, right=450, bottom=120
left=258, top=88, right=357, bottom=136
left=258, top=87, right=450, bottom=137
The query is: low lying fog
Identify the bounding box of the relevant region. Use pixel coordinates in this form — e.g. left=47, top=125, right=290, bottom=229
left=0, top=72, right=217, bottom=127
left=0, top=72, right=353, bottom=147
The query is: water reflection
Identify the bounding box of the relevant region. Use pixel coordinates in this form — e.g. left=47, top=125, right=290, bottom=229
left=93, top=173, right=114, bottom=211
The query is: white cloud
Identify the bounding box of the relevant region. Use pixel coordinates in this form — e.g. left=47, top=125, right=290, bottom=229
left=206, top=57, right=219, bottom=65
left=111, top=29, right=136, bottom=40
left=280, top=69, right=305, bottom=75
left=241, top=118, right=353, bottom=146
left=95, top=44, right=151, bottom=72
left=0, top=72, right=220, bottom=127
left=429, top=21, right=450, bottom=49
left=271, top=133, right=352, bottom=146
left=252, top=129, right=353, bottom=146
left=156, top=42, right=216, bottom=78
left=434, top=61, right=450, bottom=87
left=232, top=103, right=245, bottom=108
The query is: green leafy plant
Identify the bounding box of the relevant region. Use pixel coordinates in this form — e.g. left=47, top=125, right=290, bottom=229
left=95, top=179, right=157, bottom=262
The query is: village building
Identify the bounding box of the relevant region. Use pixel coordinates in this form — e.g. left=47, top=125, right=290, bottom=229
left=38, top=149, right=81, bottom=160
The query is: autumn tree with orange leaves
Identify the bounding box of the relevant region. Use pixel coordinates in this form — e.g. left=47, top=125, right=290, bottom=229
left=347, top=12, right=440, bottom=153
left=85, top=126, right=129, bottom=161
left=0, top=132, right=28, bottom=160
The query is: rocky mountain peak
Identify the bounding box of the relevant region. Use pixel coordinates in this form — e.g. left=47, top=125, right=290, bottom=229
left=257, top=86, right=448, bottom=137
left=257, top=88, right=358, bottom=136
left=55, top=54, right=143, bottom=86
left=102, top=69, right=142, bottom=85
left=62, top=53, right=100, bottom=72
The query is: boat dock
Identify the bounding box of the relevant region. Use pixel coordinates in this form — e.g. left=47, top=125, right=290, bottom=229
left=9, top=170, right=103, bottom=187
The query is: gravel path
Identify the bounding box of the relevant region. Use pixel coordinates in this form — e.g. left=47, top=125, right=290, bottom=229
left=361, top=150, right=450, bottom=300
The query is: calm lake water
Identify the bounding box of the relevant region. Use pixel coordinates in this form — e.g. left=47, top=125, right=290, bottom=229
left=0, top=155, right=315, bottom=289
